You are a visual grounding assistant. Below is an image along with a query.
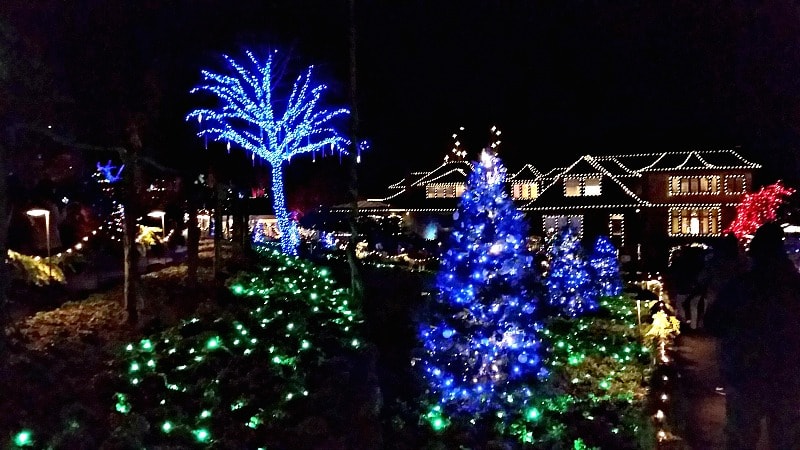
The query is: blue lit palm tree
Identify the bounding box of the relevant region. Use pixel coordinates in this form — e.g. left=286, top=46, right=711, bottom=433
left=187, top=50, right=350, bottom=255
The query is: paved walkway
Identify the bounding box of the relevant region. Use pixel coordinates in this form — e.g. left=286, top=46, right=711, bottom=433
left=670, top=329, right=769, bottom=450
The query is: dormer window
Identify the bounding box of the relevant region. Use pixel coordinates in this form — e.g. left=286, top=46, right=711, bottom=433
left=511, top=183, right=538, bottom=200
left=564, top=176, right=601, bottom=197
left=669, top=175, right=720, bottom=195
left=725, top=175, right=746, bottom=194
left=565, top=179, right=581, bottom=196
left=426, top=183, right=466, bottom=198
left=584, top=177, right=601, bottom=196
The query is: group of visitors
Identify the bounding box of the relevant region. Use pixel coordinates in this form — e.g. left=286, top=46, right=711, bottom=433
left=685, top=222, right=800, bottom=449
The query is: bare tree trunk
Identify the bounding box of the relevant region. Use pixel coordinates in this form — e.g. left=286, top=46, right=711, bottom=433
left=346, top=0, right=364, bottom=307
left=231, top=186, right=244, bottom=261
left=0, top=139, right=9, bottom=354
left=122, top=154, right=142, bottom=324
left=122, top=196, right=139, bottom=324
left=213, top=179, right=224, bottom=279
left=187, top=181, right=200, bottom=288
left=123, top=123, right=144, bottom=324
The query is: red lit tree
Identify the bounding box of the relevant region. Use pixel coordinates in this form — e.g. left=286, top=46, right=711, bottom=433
left=725, top=181, right=796, bottom=240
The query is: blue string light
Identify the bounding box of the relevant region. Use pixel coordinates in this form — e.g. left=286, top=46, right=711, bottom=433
left=588, top=235, right=623, bottom=297
left=96, top=160, right=125, bottom=183
left=544, top=226, right=599, bottom=316
left=418, top=148, right=544, bottom=416
left=187, top=50, right=351, bottom=255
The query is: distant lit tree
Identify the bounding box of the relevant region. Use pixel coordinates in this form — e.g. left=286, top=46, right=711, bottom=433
left=588, top=235, right=623, bottom=297
left=544, top=225, right=598, bottom=316
left=187, top=50, right=351, bottom=255
left=725, top=181, right=795, bottom=241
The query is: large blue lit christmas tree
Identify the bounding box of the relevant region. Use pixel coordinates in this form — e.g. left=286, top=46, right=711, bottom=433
left=187, top=50, right=352, bottom=255
left=588, top=235, right=623, bottom=297
left=418, top=148, right=544, bottom=421
left=544, top=225, right=599, bottom=316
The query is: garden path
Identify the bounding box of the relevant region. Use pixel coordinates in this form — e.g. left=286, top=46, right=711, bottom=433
left=671, top=329, right=768, bottom=450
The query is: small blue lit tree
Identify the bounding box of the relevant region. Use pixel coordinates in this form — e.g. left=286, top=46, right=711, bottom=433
left=187, top=50, right=351, bottom=255
left=588, top=235, right=623, bottom=297
left=544, top=225, right=598, bottom=316
left=418, top=149, right=544, bottom=422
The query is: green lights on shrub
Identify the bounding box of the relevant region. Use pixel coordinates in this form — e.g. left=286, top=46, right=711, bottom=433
left=248, top=415, right=262, bottom=429
left=193, top=428, right=211, bottom=443
left=13, top=429, right=33, bottom=447
left=114, top=246, right=363, bottom=448
left=140, top=339, right=154, bottom=351
left=424, top=406, right=449, bottom=432
left=114, top=393, right=131, bottom=414
left=525, top=407, right=541, bottom=422
left=206, top=336, right=221, bottom=350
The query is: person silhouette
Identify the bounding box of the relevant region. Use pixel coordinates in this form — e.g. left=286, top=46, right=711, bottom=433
left=695, top=233, right=748, bottom=329
left=704, top=222, right=800, bottom=450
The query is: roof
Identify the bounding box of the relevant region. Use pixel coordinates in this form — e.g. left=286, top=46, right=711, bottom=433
left=509, top=164, right=543, bottom=182
left=521, top=155, right=648, bottom=211
left=362, top=147, right=761, bottom=213
left=595, top=149, right=761, bottom=172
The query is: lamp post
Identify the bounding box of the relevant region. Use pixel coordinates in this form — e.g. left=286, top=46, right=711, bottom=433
left=147, top=210, right=166, bottom=238
left=148, top=210, right=166, bottom=265
left=27, top=208, right=51, bottom=279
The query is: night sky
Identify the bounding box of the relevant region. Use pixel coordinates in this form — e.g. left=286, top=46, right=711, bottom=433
left=5, top=0, right=800, bottom=202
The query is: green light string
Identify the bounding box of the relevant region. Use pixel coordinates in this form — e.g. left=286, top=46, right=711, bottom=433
left=114, top=246, right=363, bottom=447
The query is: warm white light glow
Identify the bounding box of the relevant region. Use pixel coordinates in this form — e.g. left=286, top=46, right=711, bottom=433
left=26, top=209, right=49, bottom=217
left=147, top=210, right=166, bottom=218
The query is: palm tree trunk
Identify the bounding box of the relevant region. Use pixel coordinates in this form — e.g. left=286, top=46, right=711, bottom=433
left=270, top=161, right=299, bottom=255
left=346, top=0, right=364, bottom=307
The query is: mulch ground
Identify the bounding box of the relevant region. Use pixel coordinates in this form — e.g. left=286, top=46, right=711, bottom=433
left=0, top=266, right=218, bottom=449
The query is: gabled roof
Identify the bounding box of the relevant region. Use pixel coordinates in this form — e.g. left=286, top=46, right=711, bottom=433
left=521, top=155, right=649, bottom=211
left=540, top=167, right=568, bottom=180
left=591, top=156, right=640, bottom=178
left=387, top=170, right=429, bottom=190
left=598, top=149, right=761, bottom=172
left=423, top=167, right=471, bottom=185
left=410, top=160, right=472, bottom=186
left=509, top=164, right=543, bottom=182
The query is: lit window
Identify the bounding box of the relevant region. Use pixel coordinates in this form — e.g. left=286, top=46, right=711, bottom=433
left=565, top=179, right=581, bottom=197
left=725, top=175, right=746, bottom=194
left=511, top=183, right=538, bottom=200
left=609, top=214, right=624, bottom=247
left=670, top=176, right=719, bottom=195
left=669, top=207, right=719, bottom=236
left=544, top=215, right=583, bottom=236
left=584, top=177, right=601, bottom=196
left=425, top=185, right=437, bottom=198
left=426, top=183, right=465, bottom=198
